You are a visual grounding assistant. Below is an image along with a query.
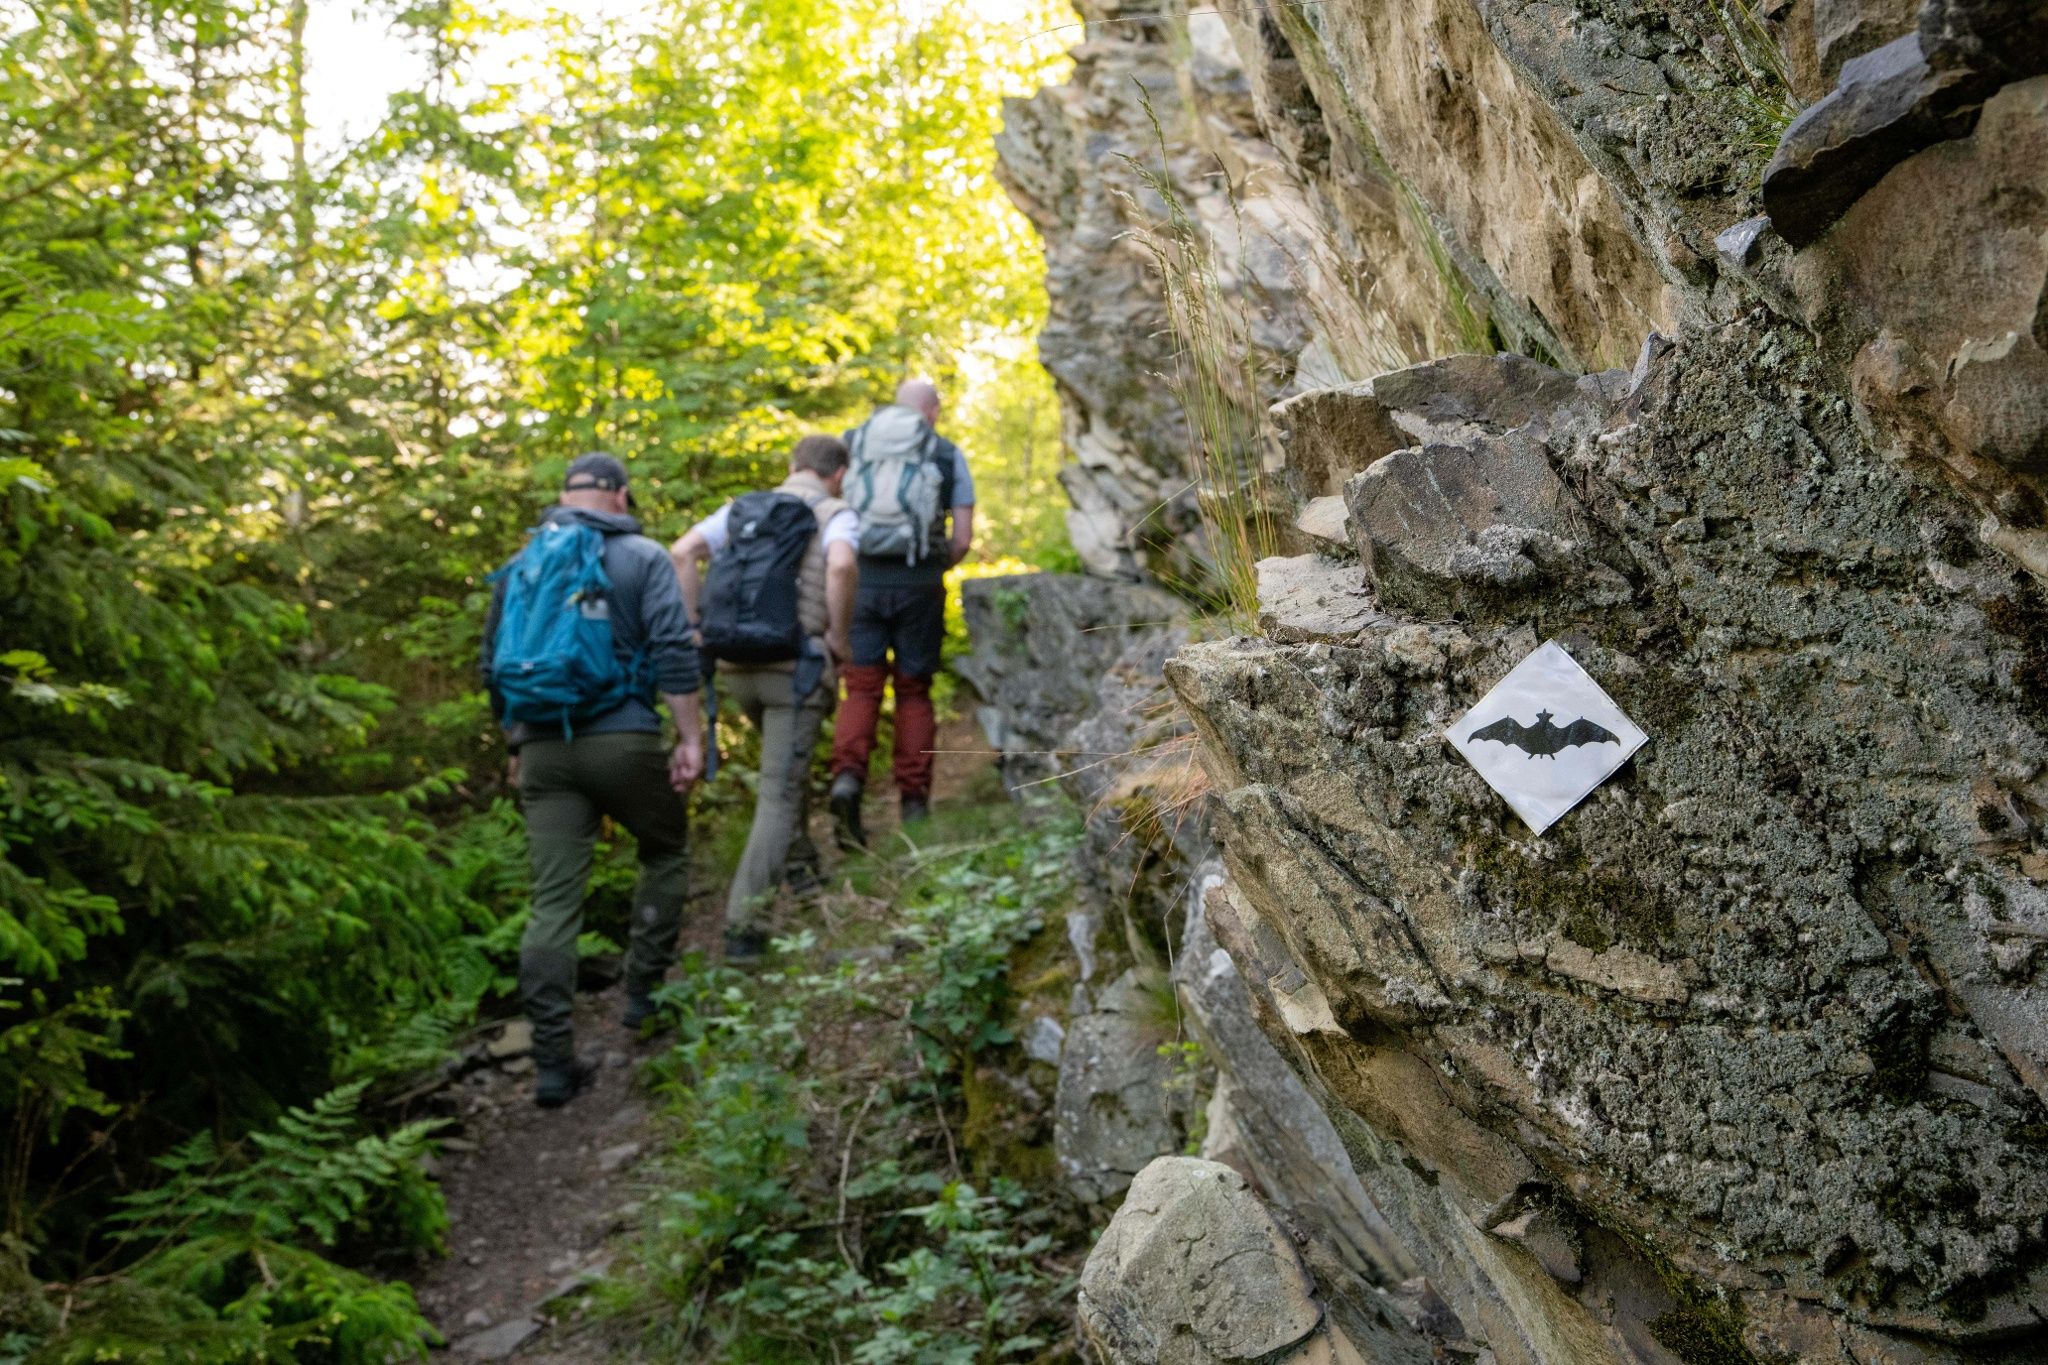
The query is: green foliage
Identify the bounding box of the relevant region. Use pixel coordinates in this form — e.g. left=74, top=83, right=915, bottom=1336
left=484, top=0, right=1070, bottom=517
left=25, top=1083, right=443, bottom=1363
left=2, top=0, right=1071, bottom=1351
left=616, top=812, right=1084, bottom=1362
left=108, top=1082, right=445, bottom=1252
left=732, top=1181, right=1056, bottom=1365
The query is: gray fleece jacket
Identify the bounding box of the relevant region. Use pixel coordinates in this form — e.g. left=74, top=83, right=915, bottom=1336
left=481, top=506, right=699, bottom=746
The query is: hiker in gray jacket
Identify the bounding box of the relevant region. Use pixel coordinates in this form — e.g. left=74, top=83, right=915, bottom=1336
left=481, top=453, right=703, bottom=1108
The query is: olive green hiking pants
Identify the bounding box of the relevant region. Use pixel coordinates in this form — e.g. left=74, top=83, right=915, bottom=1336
left=719, top=664, right=828, bottom=933
left=518, top=731, right=689, bottom=1067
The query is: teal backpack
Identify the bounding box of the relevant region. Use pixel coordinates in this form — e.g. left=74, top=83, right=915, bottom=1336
left=488, top=520, right=643, bottom=732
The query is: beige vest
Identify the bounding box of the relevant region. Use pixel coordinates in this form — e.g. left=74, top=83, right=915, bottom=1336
left=780, top=470, right=847, bottom=640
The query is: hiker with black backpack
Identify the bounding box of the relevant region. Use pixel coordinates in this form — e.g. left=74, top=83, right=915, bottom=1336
left=826, top=380, right=974, bottom=848
left=482, top=453, right=703, bottom=1108
left=670, top=435, right=859, bottom=963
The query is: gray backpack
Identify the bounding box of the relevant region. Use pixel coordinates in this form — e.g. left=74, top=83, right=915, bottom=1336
left=847, top=405, right=947, bottom=564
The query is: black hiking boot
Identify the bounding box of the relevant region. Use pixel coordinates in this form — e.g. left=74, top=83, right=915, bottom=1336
left=621, top=991, right=656, bottom=1033
left=828, top=771, right=865, bottom=852
left=784, top=861, right=824, bottom=898
left=723, top=926, right=770, bottom=967
left=900, top=794, right=930, bottom=826
left=533, top=1056, right=596, bottom=1109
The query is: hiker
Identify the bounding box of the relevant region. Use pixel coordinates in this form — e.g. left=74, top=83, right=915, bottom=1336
left=670, top=435, right=858, bottom=962
left=482, top=453, right=703, bottom=1108
left=827, top=379, right=974, bottom=846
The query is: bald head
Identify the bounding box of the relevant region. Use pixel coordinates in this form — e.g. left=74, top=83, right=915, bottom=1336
left=895, top=379, right=940, bottom=424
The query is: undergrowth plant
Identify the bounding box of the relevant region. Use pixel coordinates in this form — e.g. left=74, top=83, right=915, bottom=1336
left=18, top=1084, right=444, bottom=1364
left=1121, top=98, right=1279, bottom=631
left=613, top=810, right=1087, bottom=1363
left=1715, top=0, right=1803, bottom=171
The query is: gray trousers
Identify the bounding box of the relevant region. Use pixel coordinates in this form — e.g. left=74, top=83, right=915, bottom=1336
left=720, top=664, right=828, bottom=931
left=517, top=731, right=689, bottom=1066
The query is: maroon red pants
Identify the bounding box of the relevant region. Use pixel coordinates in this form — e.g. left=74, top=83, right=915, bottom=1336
left=832, top=664, right=935, bottom=799
left=834, top=581, right=944, bottom=799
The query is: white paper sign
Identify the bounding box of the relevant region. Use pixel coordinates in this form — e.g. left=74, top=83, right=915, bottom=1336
left=1447, top=641, right=1647, bottom=834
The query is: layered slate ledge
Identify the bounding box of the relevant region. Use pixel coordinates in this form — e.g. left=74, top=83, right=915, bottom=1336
left=1165, top=335, right=2048, bottom=1364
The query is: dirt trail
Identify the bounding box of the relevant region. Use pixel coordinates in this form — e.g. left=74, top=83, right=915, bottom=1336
left=410, top=716, right=999, bottom=1359
left=414, top=986, right=667, bottom=1359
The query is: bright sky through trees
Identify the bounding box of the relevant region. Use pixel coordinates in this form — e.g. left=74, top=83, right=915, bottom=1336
left=300, top=0, right=1072, bottom=152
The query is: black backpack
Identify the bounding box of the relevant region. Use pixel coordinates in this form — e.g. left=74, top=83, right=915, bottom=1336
left=699, top=491, right=818, bottom=664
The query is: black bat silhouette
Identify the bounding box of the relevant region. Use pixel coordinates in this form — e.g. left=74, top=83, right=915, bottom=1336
left=1468, top=709, right=1619, bottom=759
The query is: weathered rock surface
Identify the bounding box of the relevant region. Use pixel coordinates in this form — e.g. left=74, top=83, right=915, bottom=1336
left=1175, top=328, right=2048, bottom=1362
left=1001, top=0, right=2048, bottom=591
left=955, top=572, right=1182, bottom=795
left=1798, top=73, right=2048, bottom=580
left=1078, top=1157, right=1424, bottom=1365
left=994, top=1, right=2048, bottom=1361
left=1763, top=33, right=1981, bottom=245
left=1054, top=969, right=1190, bottom=1204
left=961, top=572, right=1206, bottom=1202
left=1254, top=554, right=1386, bottom=644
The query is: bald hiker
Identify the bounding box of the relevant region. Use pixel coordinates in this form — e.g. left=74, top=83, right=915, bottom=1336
left=827, top=379, right=975, bottom=847
left=482, top=453, right=704, bottom=1108
left=671, top=435, right=859, bottom=963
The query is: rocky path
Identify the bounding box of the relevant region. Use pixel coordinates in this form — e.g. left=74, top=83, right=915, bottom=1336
left=415, top=986, right=667, bottom=1360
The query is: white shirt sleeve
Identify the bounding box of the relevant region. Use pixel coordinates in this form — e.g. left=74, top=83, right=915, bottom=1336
left=822, top=507, right=860, bottom=552
left=691, top=503, right=731, bottom=554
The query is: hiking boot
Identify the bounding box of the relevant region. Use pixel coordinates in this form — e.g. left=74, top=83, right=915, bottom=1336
left=900, top=795, right=930, bottom=826
left=533, top=1057, right=596, bottom=1109
left=784, top=860, right=824, bottom=898
left=828, top=771, right=865, bottom=851
left=724, top=926, right=770, bottom=966
left=621, top=991, right=656, bottom=1033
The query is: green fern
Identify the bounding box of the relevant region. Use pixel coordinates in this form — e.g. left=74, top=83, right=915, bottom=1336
left=108, top=1081, right=445, bottom=1252
left=20, top=1083, right=447, bottom=1363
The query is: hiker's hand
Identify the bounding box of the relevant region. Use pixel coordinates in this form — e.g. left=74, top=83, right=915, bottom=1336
left=827, top=631, right=852, bottom=665
left=669, top=739, right=703, bottom=792
left=506, top=754, right=521, bottom=787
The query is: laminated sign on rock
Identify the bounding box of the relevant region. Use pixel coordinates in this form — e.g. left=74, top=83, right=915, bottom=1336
left=1448, top=641, right=1647, bottom=835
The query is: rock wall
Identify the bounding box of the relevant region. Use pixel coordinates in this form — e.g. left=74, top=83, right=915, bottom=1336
left=998, top=0, right=2048, bottom=585
left=991, top=1, right=2048, bottom=1362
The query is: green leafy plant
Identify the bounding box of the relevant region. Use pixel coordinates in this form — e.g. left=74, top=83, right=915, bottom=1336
left=27, top=1083, right=443, bottom=1363
left=613, top=811, right=1085, bottom=1362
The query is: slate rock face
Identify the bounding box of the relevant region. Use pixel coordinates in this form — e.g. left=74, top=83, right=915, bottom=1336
left=1053, top=970, right=1190, bottom=1205
left=1173, top=324, right=2048, bottom=1362
left=1799, top=74, right=2048, bottom=579
left=991, top=2, right=2048, bottom=1361
left=1253, top=554, right=1385, bottom=644
left=959, top=572, right=1205, bottom=1203
left=1763, top=33, right=1982, bottom=245
left=1814, top=0, right=1924, bottom=78
left=955, top=573, right=1181, bottom=794
left=1078, top=1157, right=1427, bottom=1365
